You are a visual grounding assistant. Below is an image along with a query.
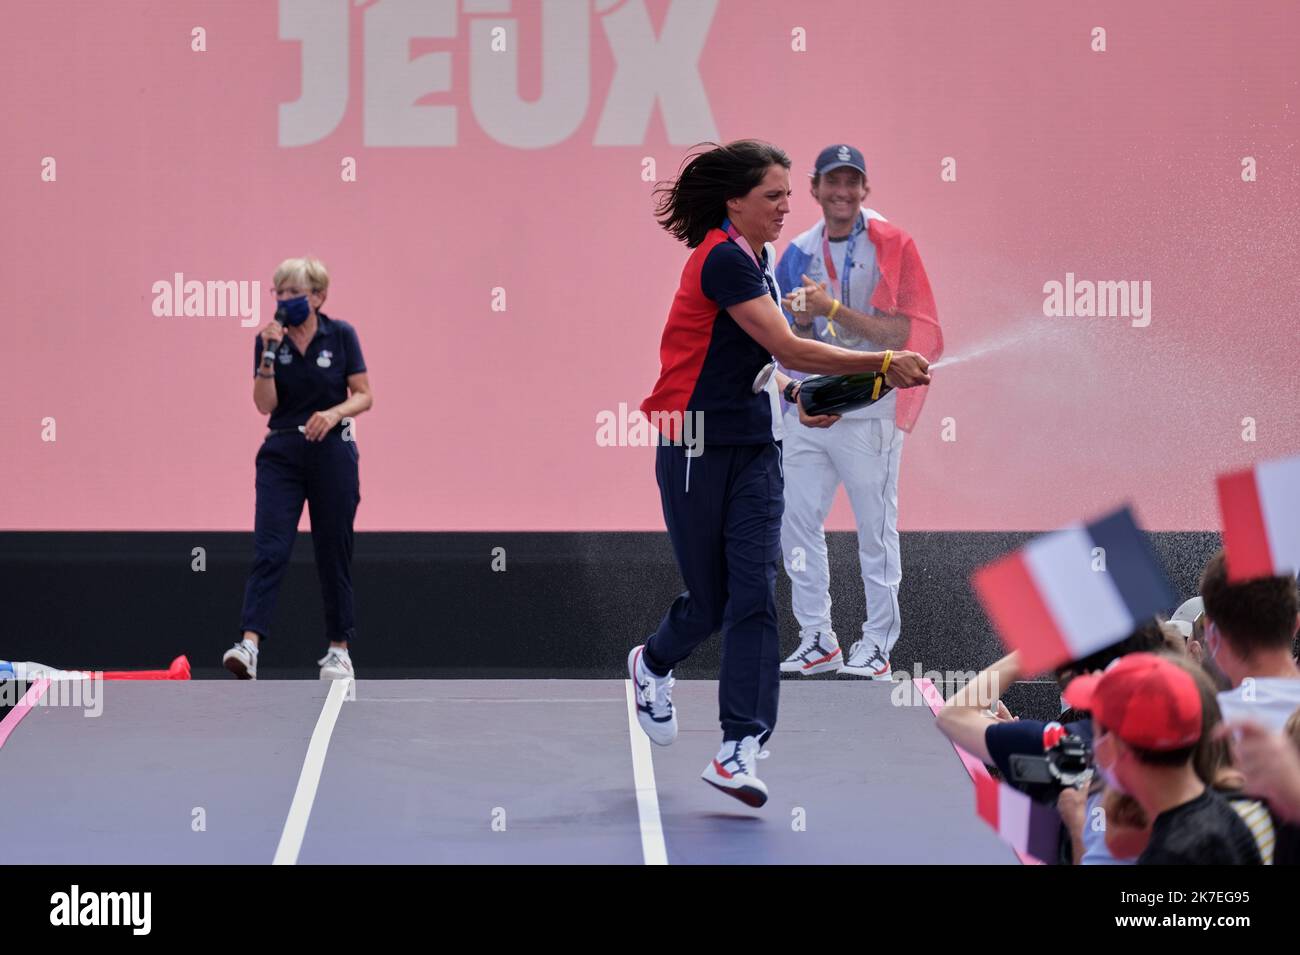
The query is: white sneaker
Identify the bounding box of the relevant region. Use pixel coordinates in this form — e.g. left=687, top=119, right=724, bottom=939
left=222, top=640, right=258, bottom=680
left=628, top=645, right=677, bottom=746
left=780, top=629, right=842, bottom=675
left=318, top=647, right=354, bottom=680
left=701, top=736, right=769, bottom=807
left=840, top=640, right=892, bottom=680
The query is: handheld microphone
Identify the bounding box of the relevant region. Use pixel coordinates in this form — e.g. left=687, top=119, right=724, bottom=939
left=262, top=308, right=288, bottom=365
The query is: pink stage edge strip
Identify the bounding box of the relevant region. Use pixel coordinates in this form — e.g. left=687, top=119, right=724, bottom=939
left=0, top=678, right=52, bottom=750
left=912, top=677, right=1039, bottom=866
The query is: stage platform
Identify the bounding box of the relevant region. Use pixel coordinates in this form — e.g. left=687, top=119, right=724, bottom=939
left=0, top=679, right=1015, bottom=865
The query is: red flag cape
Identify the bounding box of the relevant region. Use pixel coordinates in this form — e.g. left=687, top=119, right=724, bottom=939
left=866, top=219, right=943, bottom=432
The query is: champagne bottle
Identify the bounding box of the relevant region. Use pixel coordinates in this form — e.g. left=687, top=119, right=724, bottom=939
left=797, top=372, right=893, bottom=416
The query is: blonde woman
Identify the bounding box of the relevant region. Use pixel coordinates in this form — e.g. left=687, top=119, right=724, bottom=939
left=224, top=257, right=372, bottom=680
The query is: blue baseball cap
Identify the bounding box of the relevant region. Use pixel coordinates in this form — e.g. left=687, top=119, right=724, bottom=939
left=814, top=144, right=867, bottom=178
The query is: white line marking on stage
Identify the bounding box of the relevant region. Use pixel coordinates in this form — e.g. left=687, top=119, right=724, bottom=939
left=356, top=697, right=625, bottom=704
left=273, top=678, right=351, bottom=865
left=624, top=679, right=668, bottom=866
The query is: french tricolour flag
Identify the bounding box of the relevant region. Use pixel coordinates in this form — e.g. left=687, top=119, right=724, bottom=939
left=1216, top=453, right=1300, bottom=582
left=975, top=773, right=1060, bottom=863
left=971, top=508, right=1175, bottom=674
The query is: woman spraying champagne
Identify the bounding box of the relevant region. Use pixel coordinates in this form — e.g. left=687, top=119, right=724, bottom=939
left=630, top=140, right=929, bottom=808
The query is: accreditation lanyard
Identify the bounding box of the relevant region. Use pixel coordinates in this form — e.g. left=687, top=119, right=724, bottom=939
left=820, top=212, right=864, bottom=338
left=721, top=219, right=776, bottom=302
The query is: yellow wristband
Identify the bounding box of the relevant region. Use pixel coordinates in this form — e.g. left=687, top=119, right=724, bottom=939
left=827, top=300, right=841, bottom=321
left=881, top=350, right=893, bottom=376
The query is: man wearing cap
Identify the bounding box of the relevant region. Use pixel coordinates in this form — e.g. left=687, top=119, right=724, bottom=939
left=1196, top=552, right=1300, bottom=863
left=1064, top=653, right=1262, bottom=865
left=775, top=144, right=941, bottom=678
left=1168, top=595, right=1233, bottom=691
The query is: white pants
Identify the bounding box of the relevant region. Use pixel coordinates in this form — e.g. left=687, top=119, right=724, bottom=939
left=780, top=413, right=903, bottom=655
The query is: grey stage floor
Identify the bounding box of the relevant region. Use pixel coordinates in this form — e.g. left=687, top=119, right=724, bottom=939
left=0, top=680, right=1017, bottom=865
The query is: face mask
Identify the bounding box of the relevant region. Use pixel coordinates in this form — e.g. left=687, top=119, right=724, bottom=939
left=276, top=295, right=311, bottom=327
left=1096, top=761, right=1127, bottom=795
left=1095, top=733, right=1128, bottom=795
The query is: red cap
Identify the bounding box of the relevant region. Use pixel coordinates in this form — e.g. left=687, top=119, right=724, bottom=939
left=1063, top=653, right=1201, bottom=750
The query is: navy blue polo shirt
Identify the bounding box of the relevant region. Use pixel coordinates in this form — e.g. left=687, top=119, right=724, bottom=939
left=641, top=227, right=778, bottom=444
left=254, top=312, right=366, bottom=430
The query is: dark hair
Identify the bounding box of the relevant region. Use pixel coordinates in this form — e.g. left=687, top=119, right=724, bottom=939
left=1126, top=741, right=1196, bottom=768
left=1053, top=616, right=1170, bottom=690
left=654, top=140, right=791, bottom=247
left=1199, top=549, right=1299, bottom=658
left=1164, top=653, right=1225, bottom=784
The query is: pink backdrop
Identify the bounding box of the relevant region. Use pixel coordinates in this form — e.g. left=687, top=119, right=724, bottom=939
left=1, top=0, right=1296, bottom=531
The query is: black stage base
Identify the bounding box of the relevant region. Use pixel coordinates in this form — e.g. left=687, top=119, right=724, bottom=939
left=2, top=531, right=1219, bottom=720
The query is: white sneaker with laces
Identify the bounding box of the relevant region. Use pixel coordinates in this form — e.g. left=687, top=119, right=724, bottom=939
left=222, top=640, right=258, bottom=680
left=780, top=629, right=842, bottom=675
left=627, top=645, right=677, bottom=746
left=840, top=640, right=892, bottom=680
left=318, top=647, right=354, bottom=680
left=701, top=736, right=769, bottom=807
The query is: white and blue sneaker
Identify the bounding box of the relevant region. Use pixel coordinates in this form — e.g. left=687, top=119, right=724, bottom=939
left=628, top=645, right=677, bottom=746
left=318, top=646, right=354, bottom=681
left=840, top=640, right=892, bottom=680
left=701, top=736, right=769, bottom=807
left=222, top=639, right=258, bottom=680
left=780, top=629, right=842, bottom=675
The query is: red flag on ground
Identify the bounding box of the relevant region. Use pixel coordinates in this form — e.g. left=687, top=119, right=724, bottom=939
left=100, top=655, right=191, bottom=681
